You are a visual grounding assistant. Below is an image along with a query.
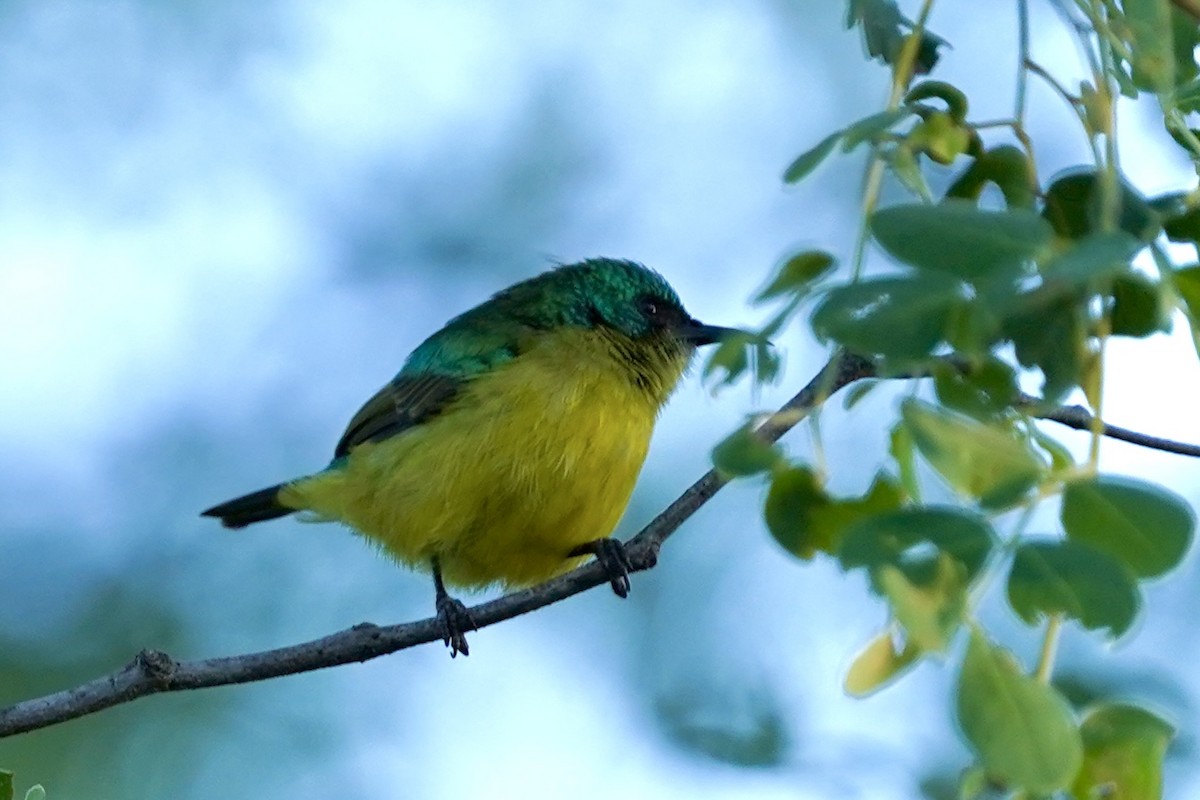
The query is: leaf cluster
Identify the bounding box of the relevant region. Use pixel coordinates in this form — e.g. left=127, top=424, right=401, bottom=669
left=708, top=1, right=1200, bottom=795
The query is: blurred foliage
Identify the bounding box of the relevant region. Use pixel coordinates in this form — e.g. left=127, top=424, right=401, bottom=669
left=0, top=555, right=228, bottom=799
left=655, top=684, right=788, bottom=768
left=710, top=0, right=1200, bottom=796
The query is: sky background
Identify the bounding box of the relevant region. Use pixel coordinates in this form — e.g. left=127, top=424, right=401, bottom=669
left=1, top=1, right=1199, bottom=798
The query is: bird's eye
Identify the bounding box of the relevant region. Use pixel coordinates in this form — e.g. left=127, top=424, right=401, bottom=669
left=640, top=297, right=660, bottom=318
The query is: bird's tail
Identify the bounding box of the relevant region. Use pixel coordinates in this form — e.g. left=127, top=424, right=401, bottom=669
left=201, top=483, right=295, bottom=529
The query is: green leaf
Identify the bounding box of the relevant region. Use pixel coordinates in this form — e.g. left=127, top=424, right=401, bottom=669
left=872, top=201, right=1053, bottom=281
left=958, top=766, right=988, bottom=800
left=767, top=468, right=903, bottom=559
left=945, top=294, right=1004, bottom=357
left=841, top=108, right=914, bottom=151
left=711, top=424, right=783, bottom=477
left=1170, top=263, right=1200, bottom=360
left=839, top=506, right=996, bottom=582
left=22, top=788, right=44, bottom=800
left=905, top=80, right=969, bottom=122
left=911, top=32, right=946, bottom=76
left=1061, top=475, right=1195, bottom=578
left=878, top=554, right=967, bottom=653
left=1039, top=232, right=1142, bottom=288
left=811, top=274, right=963, bottom=361
left=1029, top=425, right=1076, bottom=474
left=1156, top=193, right=1200, bottom=243
left=843, top=379, right=882, bottom=410
left=1173, top=126, right=1200, bottom=158
left=1007, top=539, right=1141, bottom=637
left=945, top=145, right=1037, bottom=210
left=1041, top=171, right=1161, bottom=242
left=813, top=473, right=905, bottom=552
left=932, top=357, right=1018, bottom=419
left=1001, top=289, right=1087, bottom=403
left=1168, top=261, right=1200, bottom=303
left=0, top=772, right=12, bottom=800
left=884, top=144, right=933, bottom=201
left=1112, top=61, right=1142, bottom=99
left=1171, top=7, right=1200, bottom=87
left=764, top=465, right=828, bottom=558
left=1080, top=80, right=1112, bottom=135
left=906, top=111, right=971, bottom=165
left=901, top=399, right=1045, bottom=507
left=1124, top=0, right=1176, bottom=95
left=756, top=250, right=836, bottom=301
left=890, top=420, right=921, bottom=501
left=844, top=628, right=921, bottom=697
left=1110, top=273, right=1170, bottom=337
left=956, top=629, right=1083, bottom=794
left=749, top=336, right=782, bottom=385
left=847, top=0, right=947, bottom=73
left=783, top=131, right=841, bottom=184
left=1072, top=703, right=1174, bottom=800
left=703, top=331, right=754, bottom=385
left=849, top=0, right=906, bottom=58
left=1174, top=77, right=1200, bottom=112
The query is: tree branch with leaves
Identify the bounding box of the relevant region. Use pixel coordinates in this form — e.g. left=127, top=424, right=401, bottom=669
left=703, top=0, right=1200, bottom=796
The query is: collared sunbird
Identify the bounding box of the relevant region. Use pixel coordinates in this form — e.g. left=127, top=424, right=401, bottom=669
left=202, top=258, right=734, bottom=656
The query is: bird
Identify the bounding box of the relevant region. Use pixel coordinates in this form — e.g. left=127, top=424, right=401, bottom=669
left=201, top=258, right=735, bottom=656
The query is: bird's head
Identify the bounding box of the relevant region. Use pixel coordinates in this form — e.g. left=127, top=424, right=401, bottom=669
left=503, top=258, right=736, bottom=349
left=487, top=258, right=737, bottom=402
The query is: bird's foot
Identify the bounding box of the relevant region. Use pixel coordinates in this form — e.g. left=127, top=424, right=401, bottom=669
left=435, top=594, right=476, bottom=658
left=570, top=537, right=634, bottom=598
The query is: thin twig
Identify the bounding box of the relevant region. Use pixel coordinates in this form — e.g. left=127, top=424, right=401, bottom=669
left=1034, top=615, right=1064, bottom=683
left=1015, top=0, right=1030, bottom=125
left=1026, top=397, right=1200, bottom=457
left=850, top=0, right=938, bottom=281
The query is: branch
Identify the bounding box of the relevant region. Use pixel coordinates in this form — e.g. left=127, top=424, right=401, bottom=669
left=0, top=352, right=876, bottom=739
left=1024, top=396, right=1200, bottom=457
left=4, top=350, right=1197, bottom=739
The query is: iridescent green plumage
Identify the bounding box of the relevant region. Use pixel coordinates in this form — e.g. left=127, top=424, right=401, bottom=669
left=401, top=258, right=687, bottom=374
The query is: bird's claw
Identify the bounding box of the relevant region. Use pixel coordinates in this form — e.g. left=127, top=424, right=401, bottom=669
left=436, top=594, right=476, bottom=658
left=573, top=537, right=634, bottom=598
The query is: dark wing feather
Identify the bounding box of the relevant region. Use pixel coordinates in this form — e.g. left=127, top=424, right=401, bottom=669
left=333, top=299, right=531, bottom=459
left=334, top=373, right=463, bottom=458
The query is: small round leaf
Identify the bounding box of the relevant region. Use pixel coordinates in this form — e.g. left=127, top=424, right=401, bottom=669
left=1061, top=475, right=1195, bottom=578
left=811, top=275, right=963, bottom=361
left=872, top=201, right=1053, bottom=280
left=956, top=629, right=1083, bottom=794
left=1073, top=702, right=1174, bottom=800
left=1007, top=539, right=1141, bottom=638
left=711, top=426, right=782, bottom=477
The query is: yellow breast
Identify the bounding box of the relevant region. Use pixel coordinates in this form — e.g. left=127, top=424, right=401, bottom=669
left=283, top=327, right=689, bottom=588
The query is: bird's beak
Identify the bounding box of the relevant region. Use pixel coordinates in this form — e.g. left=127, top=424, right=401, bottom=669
left=678, top=318, right=740, bottom=346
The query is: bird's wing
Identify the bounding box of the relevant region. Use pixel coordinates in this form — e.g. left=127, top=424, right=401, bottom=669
left=333, top=373, right=464, bottom=458
left=332, top=314, right=528, bottom=459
